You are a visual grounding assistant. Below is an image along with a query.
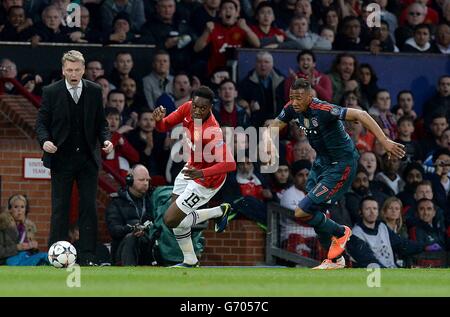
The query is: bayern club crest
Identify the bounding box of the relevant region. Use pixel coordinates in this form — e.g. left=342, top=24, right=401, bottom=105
left=312, top=117, right=318, bottom=127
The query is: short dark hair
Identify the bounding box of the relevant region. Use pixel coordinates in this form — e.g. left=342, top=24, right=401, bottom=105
left=432, top=148, right=450, bottom=163
left=219, top=79, right=237, bottom=90
left=105, top=106, right=121, bottom=117
left=152, top=49, right=170, bottom=63
left=356, top=164, right=369, bottom=177
left=397, top=115, right=415, bottom=126
left=416, top=198, right=435, bottom=210
left=138, top=109, right=153, bottom=121
left=193, top=85, right=215, bottom=103
left=414, top=23, right=431, bottom=34
left=297, top=50, right=316, bottom=63
left=107, top=89, right=125, bottom=100
left=359, top=195, right=378, bottom=212
left=397, top=90, right=413, bottom=103
left=220, top=0, right=238, bottom=10
left=255, top=1, right=273, bottom=15
left=291, top=78, right=311, bottom=91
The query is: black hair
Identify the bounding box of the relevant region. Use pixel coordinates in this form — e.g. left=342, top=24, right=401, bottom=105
left=107, top=89, right=126, bottom=100
left=193, top=85, right=215, bottom=103
left=396, top=89, right=413, bottom=103
left=138, top=108, right=154, bottom=121
left=220, top=0, right=238, bottom=10
left=397, top=115, right=415, bottom=126
left=219, top=78, right=237, bottom=89
left=416, top=198, right=435, bottom=210
left=359, top=195, right=378, bottom=211
left=104, top=106, right=121, bottom=117
left=297, top=49, right=316, bottom=63
left=290, top=78, right=312, bottom=91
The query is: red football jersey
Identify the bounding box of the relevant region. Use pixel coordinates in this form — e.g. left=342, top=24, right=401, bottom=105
left=155, top=101, right=235, bottom=188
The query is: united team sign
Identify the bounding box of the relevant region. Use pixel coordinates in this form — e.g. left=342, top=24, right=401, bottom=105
left=23, top=158, right=51, bottom=179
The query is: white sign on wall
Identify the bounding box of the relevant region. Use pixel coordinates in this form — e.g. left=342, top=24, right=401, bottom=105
left=23, top=158, right=51, bottom=179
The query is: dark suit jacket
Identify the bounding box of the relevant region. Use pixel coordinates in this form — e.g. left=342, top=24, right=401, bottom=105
left=35, top=79, right=110, bottom=169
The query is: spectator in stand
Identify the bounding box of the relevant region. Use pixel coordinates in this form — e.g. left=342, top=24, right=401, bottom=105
left=395, top=2, right=427, bottom=48
left=273, top=0, right=296, bottom=30
left=125, top=109, right=168, bottom=176
left=423, top=75, right=450, bottom=128
left=375, top=152, right=404, bottom=195
left=319, top=26, right=335, bottom=46
left=292, top=138, right=316, bottom=163
left=95, top=76, right=112, bottom=107
left=213, top=79, right=251, bottom=128
left=193, top=0, right=260, bottom=76
left=343, top=101, right=375, bottom=152
left=392, top=90, right=418, bottom=121
left=267, top=158, right=292, bottom=202
left=341, top=165, right=389, bottom=227
left=435, top=23, right=450, bottom=54
left=369, top=89, right=397, bottom=141
left=443, top=0, right=450, bottom=24
left=32, top=5, right=70, bottom=43
left=312, top=0, right=334, bottom=26
left=333, top=16, right=368, bottom=51
left=0, top=194, right=48, bottom=266
left=156, top=72, right=193, bottom=115
left=423, top=128, right=450, bottom=170
left=395, top=115, right=422, bottom=164
left=294, top=0, right=320, bottom=33
left=208, top=66, right=231, bottom=96
left=359, top=63, right=379, bottom=110
left=190, top=0, right=220, bottom=36
left=142, top=50, right=174, bottom=110
left=105, top=164, right=156, bottom=266
left=420, top=112, right=448, bottom=160
left=374, top=0, right=398, bottom=37
left=103, top=107, right=139, bottom=178
left=346, top=196, right=425, bottom=268
left=18, top=71, right=43, bottom=101
left=381, top=197, right=408, bottom=240
left=0, top=57, right=18, bottom=93
left=323, top=7, right=339, bottom=34
left=107, top=89, right=136, bottom=127
left=425, top=148, right=450, bottom=212
left=397, top=161, right=425, bottom=209
left=140, top=0, right=196, bottom=72
left=368, top=20, right=399, bottom=54
left=359, top=151, right=395, bottom=196
left=238, top=51, right=285, bottom=128
left=109, top=51, right=136, bottom=90
left=401, top=23, right=440, bottom=53
left=409, top=198, right=446, bottom=251
left=399, top=0, right=440, bottom=26
left=220, top=154, right=271, bottom=226
left=100, top=0, right=145, bottom=33
left=249, top=2, right=286, bottom=48
left=328, top=53, right=360, bottom=104
left=278, top=16, right=331, bottom=50
left=284, top=50, right=333, bottom=102
left=85, top=60, right=105, bottom=82
left=120, top=77, right=144, bottom=127
left=279, top=160, right=318, bottom=258
left=0, top=5, right=35, bottom=41
left=106, top=12, right=140, bottom=44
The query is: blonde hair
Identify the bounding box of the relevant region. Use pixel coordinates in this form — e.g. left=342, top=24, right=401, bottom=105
left=381, top=197, right=403, bottom=232
left=62, top=50, right=85, bottom=66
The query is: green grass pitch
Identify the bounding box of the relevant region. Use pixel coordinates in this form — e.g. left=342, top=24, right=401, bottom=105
left=0, top=267, right=449, bottom=297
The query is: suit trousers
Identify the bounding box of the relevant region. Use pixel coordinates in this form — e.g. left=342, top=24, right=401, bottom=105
left=49, top=151, right=99, bottom=261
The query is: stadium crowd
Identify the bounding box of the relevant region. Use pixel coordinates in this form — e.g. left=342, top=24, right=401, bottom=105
left=0, top=0, right=450, bottom=268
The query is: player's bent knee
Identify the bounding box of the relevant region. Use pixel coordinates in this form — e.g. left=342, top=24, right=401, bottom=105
left=163, top=213, right=179, bottom=228
left=297, top=196, right=322, bottom=216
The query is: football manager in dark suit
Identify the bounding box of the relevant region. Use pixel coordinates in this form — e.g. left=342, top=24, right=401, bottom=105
left=36, top=50, right=113, bottom=265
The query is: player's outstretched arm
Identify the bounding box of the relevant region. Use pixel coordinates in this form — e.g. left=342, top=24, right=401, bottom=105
left=345, top=108, right=406, bottom=160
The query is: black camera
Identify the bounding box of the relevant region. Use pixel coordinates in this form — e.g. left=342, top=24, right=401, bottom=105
left=127, top=220, right=153, bottom=232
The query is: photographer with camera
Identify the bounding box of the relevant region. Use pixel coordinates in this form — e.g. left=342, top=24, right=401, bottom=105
left=105, top=164, right=156, bottom=266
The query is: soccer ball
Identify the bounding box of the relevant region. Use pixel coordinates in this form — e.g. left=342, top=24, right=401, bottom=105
left=48, top=241, right=77, bottom=268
